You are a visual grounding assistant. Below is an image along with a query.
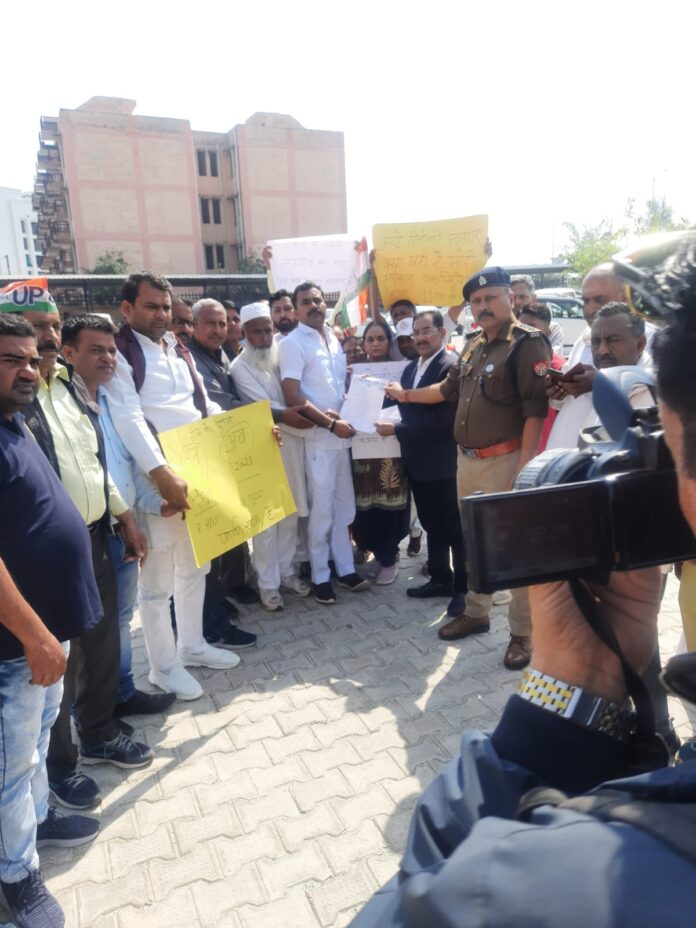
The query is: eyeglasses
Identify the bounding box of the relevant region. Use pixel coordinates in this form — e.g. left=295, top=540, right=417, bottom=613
left=413, top=326, right=438, bottom=336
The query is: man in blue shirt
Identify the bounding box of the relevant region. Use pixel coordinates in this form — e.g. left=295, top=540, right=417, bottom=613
left=0, top=313, right=101, bottom=928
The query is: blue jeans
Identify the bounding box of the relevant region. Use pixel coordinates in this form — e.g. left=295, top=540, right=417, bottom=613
left=107, top=532, right=139, bottom=704
left=0, top=649, right=66, bottom=882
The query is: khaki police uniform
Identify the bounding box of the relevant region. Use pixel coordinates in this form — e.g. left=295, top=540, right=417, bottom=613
left=440, top=317, right=551, bottom=635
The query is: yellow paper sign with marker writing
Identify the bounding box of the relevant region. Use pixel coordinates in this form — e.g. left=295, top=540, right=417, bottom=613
left=373, top=215, right=489, bottom=308
left=159, top=401, right=296, bottom=567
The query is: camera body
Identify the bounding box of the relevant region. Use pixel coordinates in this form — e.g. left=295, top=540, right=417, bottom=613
left=461, top=367, right=696, bottom=593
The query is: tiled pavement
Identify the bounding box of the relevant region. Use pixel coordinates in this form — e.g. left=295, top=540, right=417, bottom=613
left=3, top=550, right=694, bottom=928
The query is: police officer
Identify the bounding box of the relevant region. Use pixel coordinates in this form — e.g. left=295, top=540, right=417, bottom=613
left=386, top=267, right=551, bottom=669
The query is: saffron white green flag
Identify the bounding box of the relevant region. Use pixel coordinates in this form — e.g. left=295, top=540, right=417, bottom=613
left=335, top=238, right=371, bottom=332
left=0, top=278, right=57, bottom=314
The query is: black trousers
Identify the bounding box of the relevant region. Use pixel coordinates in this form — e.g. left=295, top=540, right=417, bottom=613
left=47, top=524, right=121, bottom=778
left=410, top=477, right=467, bottom=593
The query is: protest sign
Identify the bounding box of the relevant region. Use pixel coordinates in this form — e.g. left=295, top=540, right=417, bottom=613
left=268, top=235, right=357, bottom=294
left=352, top=406, right=402, bottom=460
left=372, top=215, right=489, bottom=308
left=159, top=401, right=296, bottom=567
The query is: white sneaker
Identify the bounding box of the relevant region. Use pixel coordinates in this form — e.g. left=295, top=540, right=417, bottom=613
left=178, top=642, right=241, bottom=670
left=259, top=588, right=284, bottom=611
left=149, top=665, right=203, bottom=701
left=376, top=564, right=398, bottom=585
left=280, top=575, right=311, bottom=597
left=492, top=589, right=513, bottom=606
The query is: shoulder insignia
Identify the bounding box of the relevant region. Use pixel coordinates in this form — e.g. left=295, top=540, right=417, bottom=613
left=513, top=321, right=539, bottom=337
left=464, top=329, right=482, bottom=340
left=533, top=360, right=548, bottom=377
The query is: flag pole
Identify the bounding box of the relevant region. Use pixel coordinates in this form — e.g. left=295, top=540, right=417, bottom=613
left=368, top=247, right=379, bottom=320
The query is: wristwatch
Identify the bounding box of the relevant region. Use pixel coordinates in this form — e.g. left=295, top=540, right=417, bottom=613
left=517, top=668, right=636, bottom=741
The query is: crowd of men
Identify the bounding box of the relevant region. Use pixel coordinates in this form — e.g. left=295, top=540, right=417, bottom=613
left=0, top=245, right=691, bottom=927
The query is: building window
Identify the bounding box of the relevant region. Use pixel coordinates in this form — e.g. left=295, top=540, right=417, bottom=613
left=216, top=245, right=225, bottom=269
left=21, top=220, right=27, bottom=234
left=209, top=151, right=218, bottom=177
left=25, top=255, right=33, bottom=269
left=23, top=237, right=28, bottom=250
left=197, top=150, right=207, bottom=176
left=32, top=222, right=38, bottom=236
left=204, top=245, right=215, bottom=270
left=200, top=197, right=210, bottom=224
left=230, top=149, right=235, bottom=179
left=212, top=198, right=221, bottom=224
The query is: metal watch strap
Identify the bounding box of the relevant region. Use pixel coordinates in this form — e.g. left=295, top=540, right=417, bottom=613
left=518, top=668, right=636, bottom=742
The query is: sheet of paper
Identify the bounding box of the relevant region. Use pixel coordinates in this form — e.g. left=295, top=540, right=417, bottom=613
left=373, top=215, right=489, bottom=308
left=352, top=404, right=402, bottom=460
left=159, top=401, right=296, bottom=567
left=341, top=375, right=386, bottom=433
left=268, top=235, right=357, bottom=295
left=349, top=360, right=408, bottom=384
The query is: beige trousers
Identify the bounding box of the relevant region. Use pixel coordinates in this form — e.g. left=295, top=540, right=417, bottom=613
left=456, top=448, right=532, bottom=637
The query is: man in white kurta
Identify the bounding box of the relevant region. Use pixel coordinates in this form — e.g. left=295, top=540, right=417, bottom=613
left=230, top=303, right=312, bottom=610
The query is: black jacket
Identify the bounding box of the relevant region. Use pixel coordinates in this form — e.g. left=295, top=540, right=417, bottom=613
left=395, top=349, right=457, bottom=482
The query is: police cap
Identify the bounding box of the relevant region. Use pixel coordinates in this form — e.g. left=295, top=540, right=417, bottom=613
left=462, top=266, right=511, bottom=302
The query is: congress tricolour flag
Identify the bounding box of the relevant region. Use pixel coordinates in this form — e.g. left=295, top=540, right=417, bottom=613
left=0, top=278, right=57, bottom=314
left=334, top=238, right=371, bottom=332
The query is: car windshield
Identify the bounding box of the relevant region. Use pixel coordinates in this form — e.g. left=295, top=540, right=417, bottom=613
left=543, top=299, right=584, bottom=320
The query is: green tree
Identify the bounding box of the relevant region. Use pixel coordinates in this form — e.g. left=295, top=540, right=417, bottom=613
left=237, top=253, right=266, bottom=274
left=560, top=197, right=692, bottom=281
left=625, top=197, right=691, bottom=236
left=90, top=250, right=129, bottom=274
left=559, top=220, right=625, bottom=282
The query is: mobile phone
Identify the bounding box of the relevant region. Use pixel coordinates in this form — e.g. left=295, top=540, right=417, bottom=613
left=547, top=362, right=585, bottom=382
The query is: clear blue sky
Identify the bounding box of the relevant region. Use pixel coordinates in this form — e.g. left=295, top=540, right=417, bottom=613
left=3, top=0, right=694, bottom=265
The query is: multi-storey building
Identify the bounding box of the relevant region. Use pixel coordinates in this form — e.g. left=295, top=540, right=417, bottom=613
left=0, top=187, right=41, bottom=277
left=33, top=97, right=347, bottom=275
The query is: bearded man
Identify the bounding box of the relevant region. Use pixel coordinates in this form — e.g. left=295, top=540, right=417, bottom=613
left=230, top=303, right=315, bottom=610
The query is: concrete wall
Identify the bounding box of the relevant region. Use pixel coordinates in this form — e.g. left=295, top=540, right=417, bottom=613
left=59, top=107, right=204, bottom=273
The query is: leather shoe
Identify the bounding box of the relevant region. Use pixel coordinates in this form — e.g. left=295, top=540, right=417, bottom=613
left=114, top=689, right=176, bottom=717
left=407, top=580, right=453, bottom=599
left=503, top=635, right=532, bottom=670
left=438, top=614, right=490, bottom=640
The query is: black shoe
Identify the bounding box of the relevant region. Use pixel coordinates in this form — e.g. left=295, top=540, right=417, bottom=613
left=407, top=532, right=422, bottom=556
left=114, top=688, right=176, bottom=718
left=313, top=582, right=337, bottom=605
left=447, top=592, right=467, bottom=617
left=36, top=806, right=99, bottom=848
left=206, top=624, right=257, bottom=650
left=1, top=869, right=65, bottom=928
left=299, top=561, right=312, bottom=581
left=223, top=598, right=240, bottom=621
left=226, top=584, right=259, bottom=605
left=114, top=719, right=134, bottom=736
left=407, top=580, right=454, bottom=599
left=661, top=652, right=696, bottom=704
left=335, top=572, right=370, bottom=592
left=48, top=771, right=101, bottom=810
left=79, top=732, right=154, bottom=769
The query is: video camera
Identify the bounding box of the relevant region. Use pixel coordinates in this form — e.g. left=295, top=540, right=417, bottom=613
left=461, top=232, right=696, bottom=594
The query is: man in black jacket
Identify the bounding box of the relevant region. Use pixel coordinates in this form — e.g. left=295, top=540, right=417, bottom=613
left=377, top=311, right=467, bottom=619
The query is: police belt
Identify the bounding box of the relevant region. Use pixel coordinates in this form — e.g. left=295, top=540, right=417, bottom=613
left=458, top=438, right=521, bottom=460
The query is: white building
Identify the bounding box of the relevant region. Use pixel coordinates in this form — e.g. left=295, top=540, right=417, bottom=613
left=0, top=187, right=41, bottom=277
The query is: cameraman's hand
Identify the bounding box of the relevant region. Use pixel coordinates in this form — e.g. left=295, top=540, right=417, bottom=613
left=530, top=568, right=662, bottom=704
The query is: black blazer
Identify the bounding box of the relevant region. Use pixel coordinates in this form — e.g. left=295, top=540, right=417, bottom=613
left=395, top=349, right=458, bottom=481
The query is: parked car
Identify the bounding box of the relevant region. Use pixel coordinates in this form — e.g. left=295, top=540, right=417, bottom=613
left=534, top=295, right=586, bottom=354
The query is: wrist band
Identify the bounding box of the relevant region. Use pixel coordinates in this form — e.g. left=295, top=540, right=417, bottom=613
left=517, top=668, right=636, bottom=741
left=328, top=418, right=336, bottom=432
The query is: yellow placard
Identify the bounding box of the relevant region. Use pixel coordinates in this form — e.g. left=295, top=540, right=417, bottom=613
left=159, top=401, right=297, bottom=567
left=373, top=215, right=489, bottom=308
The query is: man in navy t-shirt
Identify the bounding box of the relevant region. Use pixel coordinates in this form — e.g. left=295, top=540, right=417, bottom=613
left=0, top=313, right=102, bottom=928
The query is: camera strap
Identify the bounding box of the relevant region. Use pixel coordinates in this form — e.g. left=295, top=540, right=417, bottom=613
left=568, top=577, right=670, bottom=773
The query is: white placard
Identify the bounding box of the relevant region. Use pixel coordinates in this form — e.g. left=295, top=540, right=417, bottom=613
left=268, top=236, right=356, bottom=294
left=352, top=405, right=402, bottom=460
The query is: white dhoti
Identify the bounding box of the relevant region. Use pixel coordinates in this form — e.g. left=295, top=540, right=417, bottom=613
left=138, top=512, right=210, bottom=673
left=304, top=442, right=356, bottom=584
